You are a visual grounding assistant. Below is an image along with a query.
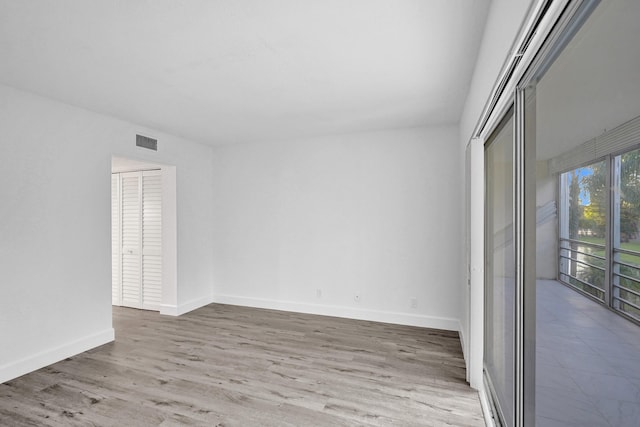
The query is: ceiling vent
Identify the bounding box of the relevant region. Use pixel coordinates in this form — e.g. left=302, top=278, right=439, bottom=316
left=136, top=134, right=158, bottom=151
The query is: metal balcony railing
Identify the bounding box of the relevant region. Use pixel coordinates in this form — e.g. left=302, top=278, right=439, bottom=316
left=558, top=237, right=606, bottom=302
left=558, top=237, right=640, bottom=323
left=612, top=247, right=640, bottom=322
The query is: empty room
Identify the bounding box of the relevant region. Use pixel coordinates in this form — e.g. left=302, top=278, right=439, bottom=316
left=1, top=0, right=638, bottom=426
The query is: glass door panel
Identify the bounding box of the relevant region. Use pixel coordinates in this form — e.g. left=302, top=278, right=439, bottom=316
left=558, top=161, right=608, bottom=301
left=485, top=109, right=515, bottom=427
left=613, top=149, right=640, bottom=320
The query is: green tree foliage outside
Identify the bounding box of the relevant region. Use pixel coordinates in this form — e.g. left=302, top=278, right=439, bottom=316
left=577, top=162, right=606, bottom=238
left=566, top=151, right=640, bottom=319
left=573, top=151, right=640, bottom=244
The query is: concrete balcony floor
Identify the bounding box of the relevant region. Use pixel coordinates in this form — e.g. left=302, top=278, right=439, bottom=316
left=537, top=279, right=640, bottom=426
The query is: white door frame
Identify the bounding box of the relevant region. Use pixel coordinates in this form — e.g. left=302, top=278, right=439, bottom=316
left=111, top=156, right=178, bottom=316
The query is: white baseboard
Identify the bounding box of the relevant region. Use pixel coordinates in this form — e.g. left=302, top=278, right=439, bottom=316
left=458, top=320, right=470, bottom=382
left=212, top=294, right=459, bottom=331
left=459, top=320, right=467, bottom=358
left=0, top=328, right=114, bottom=384
left=478, top=386, right=495, bottom=427
left=160, top=294, right=215, bottom=316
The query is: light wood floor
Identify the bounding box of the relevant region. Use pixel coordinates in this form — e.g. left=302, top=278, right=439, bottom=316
left=0, top=304, right=484, bottom=426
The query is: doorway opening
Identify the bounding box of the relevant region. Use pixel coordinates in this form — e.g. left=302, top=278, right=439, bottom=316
left=111, top=156, right=177, bottom=315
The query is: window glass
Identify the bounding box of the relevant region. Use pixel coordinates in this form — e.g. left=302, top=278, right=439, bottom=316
left=613, top=149, right=640, bottom=320
left=484, top=111, right=515, bottom=426
left=558, top=161, right=607, bottom=300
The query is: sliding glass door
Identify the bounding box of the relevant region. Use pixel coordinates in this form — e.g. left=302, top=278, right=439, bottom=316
left=483, top=90, right=536, bottom=427
left=475, top=0, right=629, bottom=426
left=612, top=149, right=640, bottom=321
left=557, top=148, right=640, bottom=323
left=485, top=110, right=516, bottom=427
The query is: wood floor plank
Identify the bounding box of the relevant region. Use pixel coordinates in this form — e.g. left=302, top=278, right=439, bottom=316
left=0, top=304, right=484, bottom=426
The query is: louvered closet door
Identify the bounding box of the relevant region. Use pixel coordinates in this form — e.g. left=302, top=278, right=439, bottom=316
left=141, top=170, right=162, bottom=310
left=120, top=172, right=142, bottom=308
left=111, top=170, right=162, bottom=311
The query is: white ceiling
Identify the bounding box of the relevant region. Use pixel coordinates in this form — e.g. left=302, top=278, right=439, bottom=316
left=0, top=0, right=490, bottom=146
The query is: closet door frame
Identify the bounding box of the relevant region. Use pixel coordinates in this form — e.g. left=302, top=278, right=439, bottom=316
left=112, top=173, right=122, bottom=306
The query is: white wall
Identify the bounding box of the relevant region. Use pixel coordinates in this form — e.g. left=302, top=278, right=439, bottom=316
left=211, top=126, right=461, bottom=330
left=458, top=0, right=534, bottom=389
left=0, top=84, right=214, bottom=383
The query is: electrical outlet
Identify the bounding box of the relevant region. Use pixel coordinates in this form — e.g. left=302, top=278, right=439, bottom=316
left=410, top=297, right=418, bottom=309
left=354, top=294, right=360, bottom=302
left=316, top=289, right=322, bottom=298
